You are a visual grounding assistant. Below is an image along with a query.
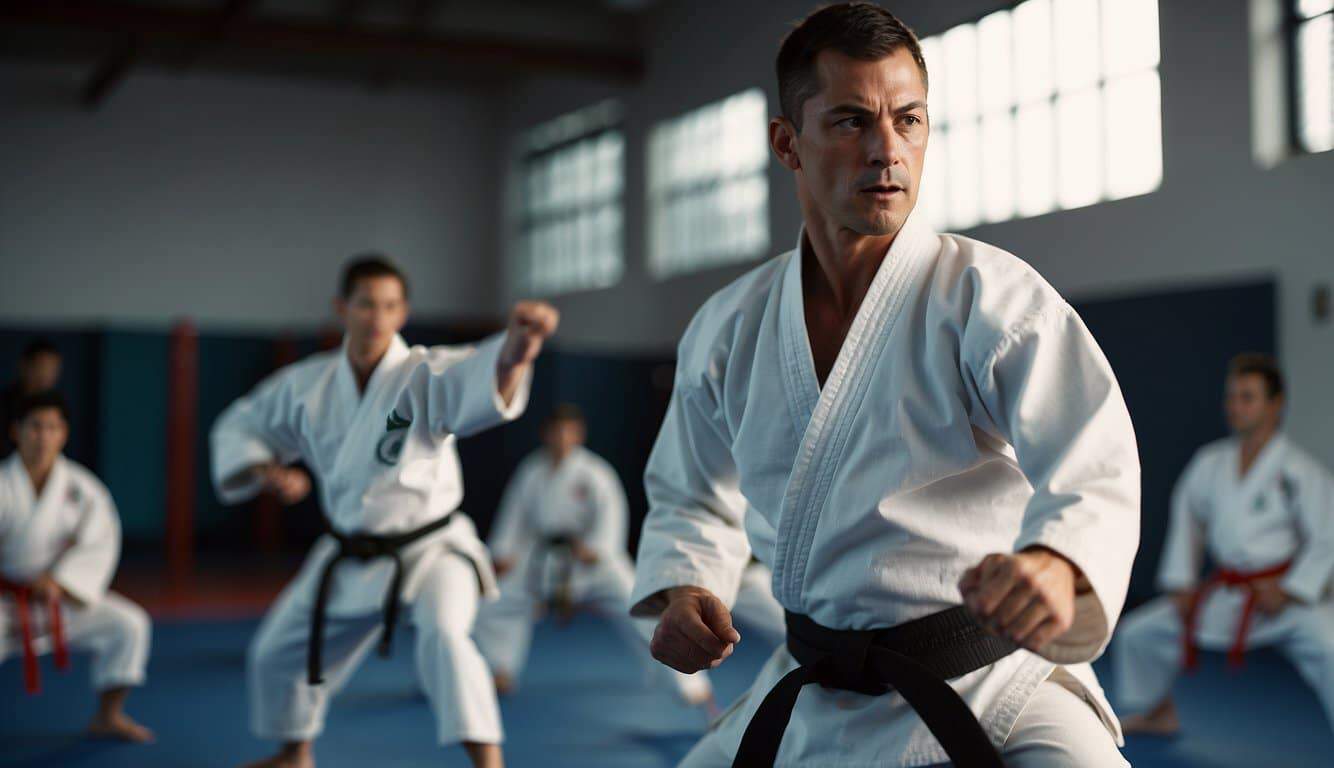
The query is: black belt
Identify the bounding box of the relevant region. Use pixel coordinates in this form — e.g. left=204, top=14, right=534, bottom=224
left=733, top=608, right=1017, bottom=767
left=307, top=513, right=455, bottom=685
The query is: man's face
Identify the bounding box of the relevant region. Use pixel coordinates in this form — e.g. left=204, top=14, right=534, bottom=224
left=19, top=352, right=61, bottom=393
left=779, top=47, right=929, bottom=238
left=542, top=419, right=585, bottom=459
left=13, top=407, right=67, bottom=468
left=1224, top=373, right=1283, bottom=436
left=336, top=276, right=408, bottom=349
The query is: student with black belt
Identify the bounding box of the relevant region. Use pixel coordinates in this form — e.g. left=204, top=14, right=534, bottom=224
left=629, top=4, right=1139, bottom=766
left=211, top=255, right=557, bottom=768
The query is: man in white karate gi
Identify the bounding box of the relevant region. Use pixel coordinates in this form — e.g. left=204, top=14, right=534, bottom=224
left=1115, top=354, right=1334, bottom=735
left=630, top=4, right=1140, bottom=766
left=0, top=391, right=153, bottom=742
left=471, top=404, right=715, bottom=704
left=211, top=256, right=557, bottom=768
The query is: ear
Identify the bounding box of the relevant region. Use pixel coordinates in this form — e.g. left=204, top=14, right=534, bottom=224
left=333, top=297, right=347, bottom=321
left=770, top=117, right=802, bottom=172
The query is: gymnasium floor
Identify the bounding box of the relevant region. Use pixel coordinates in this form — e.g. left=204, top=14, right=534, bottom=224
left=3, top=610, right=1332, bottom=767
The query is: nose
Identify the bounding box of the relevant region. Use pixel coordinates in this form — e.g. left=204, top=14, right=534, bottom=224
left=864, top=116, right=901, bottom=170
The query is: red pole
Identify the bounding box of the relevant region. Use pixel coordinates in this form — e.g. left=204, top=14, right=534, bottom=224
left=165, top=319, right=199, bottom=605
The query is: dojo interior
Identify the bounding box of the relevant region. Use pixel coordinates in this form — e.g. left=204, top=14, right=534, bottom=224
left=2, top=0, right=1333, bottom=765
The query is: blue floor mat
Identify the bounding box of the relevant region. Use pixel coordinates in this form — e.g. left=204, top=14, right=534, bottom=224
left=3, top=615, right=1330, bottom=766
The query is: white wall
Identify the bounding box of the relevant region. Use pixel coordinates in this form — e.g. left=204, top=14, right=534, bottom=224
left=0, top=62, right=502, bottom=331
left=503, top=0, right=1334, bottom=465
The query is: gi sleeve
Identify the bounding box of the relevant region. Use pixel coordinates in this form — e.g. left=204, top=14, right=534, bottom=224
left=586, top=460, right=630, bottom=560
left=968, top=303, right=1141, bottom=663
left=1156, top=452, right=1209, bottom=592
left=51, top=478, right=121, bottom=606
left=390, top=333, right=530, bottom=443
left=630, top=365, right=752, bottom=617
left=210, top=368, right=305, bottom=505
left=1281, top=460, right=1334, bottom=604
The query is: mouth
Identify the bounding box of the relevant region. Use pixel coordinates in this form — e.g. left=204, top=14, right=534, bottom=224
left=860, top=183, right=905, bottom=197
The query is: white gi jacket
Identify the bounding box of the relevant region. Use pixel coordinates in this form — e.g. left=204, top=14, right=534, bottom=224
left=631, top=212, right=1140, bottom=766
left=211, top=333, right=529, bottom=617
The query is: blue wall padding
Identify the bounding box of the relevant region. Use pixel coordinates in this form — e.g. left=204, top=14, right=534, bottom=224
left=97, top=331, right=169, bottom=540
left=1074, top=280, right=1275, bottom=608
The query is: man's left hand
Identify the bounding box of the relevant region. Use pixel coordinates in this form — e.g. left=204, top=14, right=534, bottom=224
left=960, top=548, right=1080, bottom=652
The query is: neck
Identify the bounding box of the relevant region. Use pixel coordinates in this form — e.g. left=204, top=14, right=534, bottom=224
left=800, top=215, right=898, bottom=317
left=346, top=337, right=393, bottom=391
left=547, top=447, right=574, bottom=466
left=1239, top=424, right=1277, bottom=460
left=21, top=455, right=56, bottom=493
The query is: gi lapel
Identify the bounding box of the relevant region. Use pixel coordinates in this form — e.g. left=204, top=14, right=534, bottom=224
left=771, top=213, right=936, bottom=607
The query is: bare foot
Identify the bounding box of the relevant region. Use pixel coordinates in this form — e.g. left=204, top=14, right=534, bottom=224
left=1121, top=701, right=1181, bottom=736
left=493, top=671, right=516, bottom=696
left=86, top=711, right=155, bottom=743
left=238, top=743, right=314, bottom=768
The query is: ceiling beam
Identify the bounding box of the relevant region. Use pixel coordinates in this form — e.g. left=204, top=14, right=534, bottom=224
left=0, top=0, right=645, bottom=82
left=82, top=35, right=138, bottom=108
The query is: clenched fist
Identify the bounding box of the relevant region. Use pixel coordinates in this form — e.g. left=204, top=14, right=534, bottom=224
left=497, top=301, right=559, bottom=405
left=959, top=547, right=1081, bottom=653
left=259, top=464, right=312, bottom=505
left=649, top=586, right=741, bottom=674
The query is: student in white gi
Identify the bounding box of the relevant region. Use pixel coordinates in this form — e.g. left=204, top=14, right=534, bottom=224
left=0, top=391, right=153, bottom=742
left=1115, top=354, right=1334, bottom=735
left=211, top=256, right=557, bottom=768
left=631, top=5, right=1140, bottom=766
left=472, top=404, right=712, bottom=704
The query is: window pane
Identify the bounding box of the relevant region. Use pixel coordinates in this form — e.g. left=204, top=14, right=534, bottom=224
left=978, top=10, right=1013, bottom=114
left=981, top=112, right=1016, bottom=222
left=1056, top=87, right=1103, bottom=208
left=947, top=119, right=981, bottom=228
left=1297, top=14, right=1334, bottom=153
left=1054, top=0, right=1100, bottom=92
left=1101, top=0, right=1160, bottom=77
left=648, top=89, right=771, bottom=278
left=1104, top=70, right=1162, bottom=198
left=1299, top=0, right=1333, bottom=19
left=944, top=24, right=979, bottom=125
left=1016, top=100, right=1056, bottom=216
left=1014, top=0, right=1054, bottom=104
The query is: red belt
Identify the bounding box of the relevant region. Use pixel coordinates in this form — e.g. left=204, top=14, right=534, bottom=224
left=1183, top=560, right=1291, bottom=671
left=0, top=577, right=70, bottom=694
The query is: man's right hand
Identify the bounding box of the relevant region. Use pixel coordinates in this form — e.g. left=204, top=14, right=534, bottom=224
left=256, top=464, right=311, bottom=505
left=1170, top=589, right=1196, bottom=622
left=649, top=586, right=740, bottom=674
left=494, top=558, right=515, bottom=578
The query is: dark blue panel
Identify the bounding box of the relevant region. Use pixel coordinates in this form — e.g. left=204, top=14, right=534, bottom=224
left=1073, top=279, right=1277, bottom=608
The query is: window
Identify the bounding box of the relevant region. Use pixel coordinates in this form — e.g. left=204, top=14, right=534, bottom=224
left=1294, top=0, right=1333, bottom=153
left=513, top=101, right=624, bottom=296
left=916, top=0, right=1163, bottom=232
left=648, top=88, right=770, bottom=279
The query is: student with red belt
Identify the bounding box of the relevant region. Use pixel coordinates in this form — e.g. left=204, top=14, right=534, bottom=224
left=1115, top=354, right=1334, bottom=735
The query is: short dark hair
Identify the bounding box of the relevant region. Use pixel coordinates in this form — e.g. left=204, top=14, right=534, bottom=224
left=544, top=403, right=585, bottom=428
left=777, top=3, right=928, bottom=130
left=13, top=390, right=69, bottom=426
left=339, top=254, right=409, bottom=300
left=20, top=338, right=59, bottom=363
left=1228, top=353, right=1285, bottom=399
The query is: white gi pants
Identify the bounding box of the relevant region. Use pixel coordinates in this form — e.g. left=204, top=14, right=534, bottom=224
left=678, top=671, right=1127, bottom=768
left=0, top=591, right=150, bottom=692
left=472, top=553, right=711, bottom=701
left=247, top=552, right=500, bottom=745
left=1113, top=595, right=1334, bottom=730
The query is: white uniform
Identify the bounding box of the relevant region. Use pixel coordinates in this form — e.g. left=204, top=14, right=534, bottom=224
left=211, top=333, right=528, bottom=746
left=731, top=559, right=785, bottom=646
left=631, top=213, right=1140, bottom=767
left=472, top=445, right=710, bottom=700
left=1113, top=434, right=1334, bottom=725
left=0, top=455, right=150, bottom=692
